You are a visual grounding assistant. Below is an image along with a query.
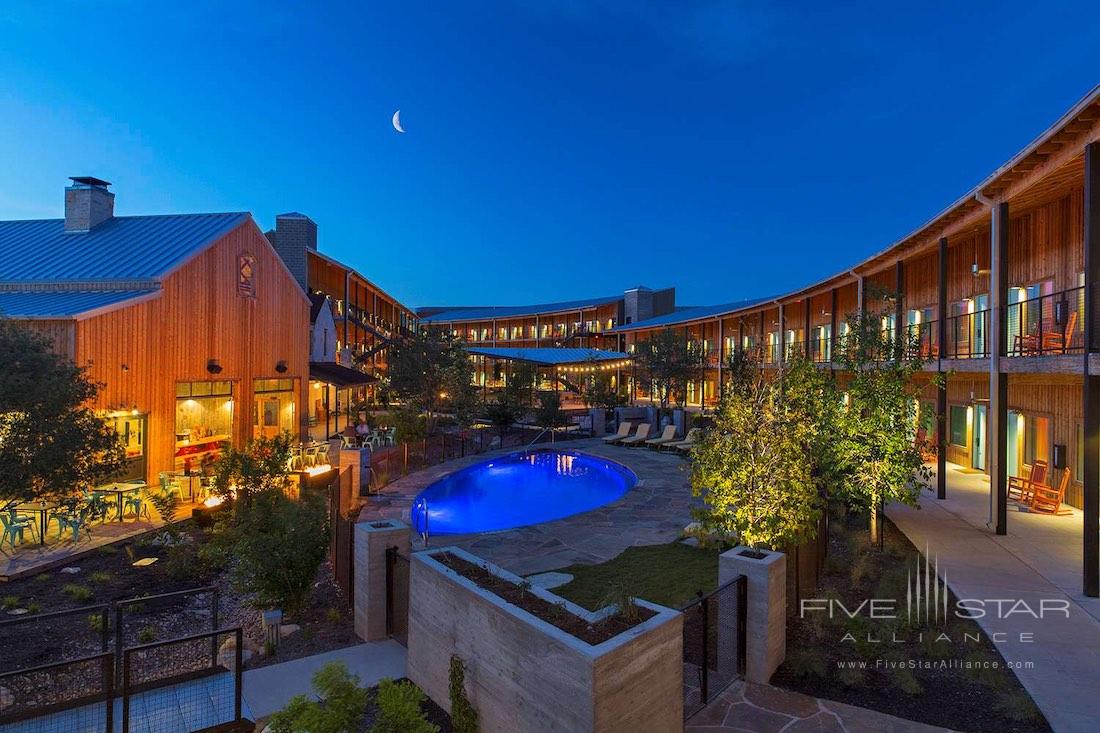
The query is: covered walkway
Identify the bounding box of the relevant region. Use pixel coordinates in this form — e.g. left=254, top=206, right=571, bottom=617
left=887, top=462, right=1100, bottom=731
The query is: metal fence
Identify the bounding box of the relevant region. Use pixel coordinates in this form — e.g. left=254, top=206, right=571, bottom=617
left=1005, top=286, right=1084, bottom=356
left=944, top=308, right=990, bottom=358
left=329, top=472, right=355, bottom=609
left=0, top=603, right=112, bottom=674
left=385, top=546, right=410, bottom=646
left=0, top=652, right=114, bottom=731
left=680, top=574, right=746, bottom=721
left=783, top=510, right=829, bottom=617
left=121, top=628, right=243, bottom=733
left=113, top=586, right=219, bottom=681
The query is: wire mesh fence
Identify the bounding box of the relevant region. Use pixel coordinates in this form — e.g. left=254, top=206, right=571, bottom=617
left=0, top=604, right=111, bottom=674
left=680, top=574, right=746, bottom=721
left=121, top=628, right=243, bottom=733
left=0, top=652, right=114, bottom=732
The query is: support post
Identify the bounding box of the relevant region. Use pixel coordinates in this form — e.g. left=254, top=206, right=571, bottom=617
left=937, top=237, right=949, bottom=499
left=353, top=519, right=410, bottom=641
left=720, top=548, right=785, bottom=684
left=777, top=303, right=785, bottom=368
left=1084, top=142, right=1100, bottom=597
left=895, top=260, right=905, bottom=359
left=829, top=288, right=838, bottom=365
left=803, top=298, right=811, bottom=360
left=990, top=202, right=1009, bottom=535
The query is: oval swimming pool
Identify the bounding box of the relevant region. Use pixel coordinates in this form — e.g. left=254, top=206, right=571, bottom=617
left=409, top=449, right=637, bottom=535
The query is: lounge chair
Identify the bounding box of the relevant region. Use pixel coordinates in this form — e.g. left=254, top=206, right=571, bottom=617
left=617, top=423, right=652, bottom=447
left=1008, top=460, right=1047, bottom=505
left=662, top=428, right=702, bottom=454
left=645, top=425, right=678, bottom=449
left=1029, top=469, right=1072, bottom=515
left=602, top=422, right=633, bottom=444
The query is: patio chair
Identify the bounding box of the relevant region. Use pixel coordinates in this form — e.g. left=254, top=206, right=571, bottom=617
left=617, top=423, right=652, bottom=446
left=316, top=442, right=330, bottom=467
left=1042, top=310, right=1078, bottom=354
left=159, top=472, right=185, bottom=501
left=124, top=490, right=150, bottom=520
left=601, top=422, right=633, bottom=444
left=1029, top=469, right=1072, bottom=515
left=56, top=507, right=92, bottom=542
left=663, top=428, right=703, bottom=454
left=302, top=444, right=320, bottom=469
left=1008, top=460, right=1048, bottom=505
left=0, top=512, right=31, bottom=551
left=644, top=424, right=679, bottom=450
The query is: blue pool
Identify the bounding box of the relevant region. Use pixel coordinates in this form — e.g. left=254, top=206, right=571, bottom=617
left=410, top=449, right=637, bottom=535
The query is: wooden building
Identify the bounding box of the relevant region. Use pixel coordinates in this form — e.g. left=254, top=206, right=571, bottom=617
left=0, top=177, right=310, bottom=484
left=609, top=86, right=1100, bottom=598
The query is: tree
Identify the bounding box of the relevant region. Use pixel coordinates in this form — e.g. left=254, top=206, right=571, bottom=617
left=690, top=354, right=822, bottom=552
left=577, top=362, right=627, bottom=411
left=534, top=391, right=570, bottom=429
left=480, top=361, right=536, bottom=443
left=832, top=306, right=935, bottom=545
left=386, top=330, right=478, bottom=425
left=225, top=485, right=330, bottom=616
left=210, top=433, right=294, bottom=515
left=0, top=318, right=124, bottom=504
left=268, top=661, right=370, bottom=733
left=632, top=328, right=706, bottom=409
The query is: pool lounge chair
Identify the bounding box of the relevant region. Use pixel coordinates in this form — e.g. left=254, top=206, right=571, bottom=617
left=662, top=428, right=702, bottom=454
left=602, top=422, right=633, bottom=444
left=645, top=425, right=678, bottom=449
left=617, top=423, right=652, bottom=446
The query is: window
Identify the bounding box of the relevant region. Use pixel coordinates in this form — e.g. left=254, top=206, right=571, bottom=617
left=175, top=381, right=234, bottom=471
left=949, top=405, right=967, bottom=447
left=253, top=379, right=297, bottom=439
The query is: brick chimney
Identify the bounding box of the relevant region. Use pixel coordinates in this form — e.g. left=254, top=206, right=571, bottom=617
left=266, top=212, right=317, bottom=291
left=64, top=177, right=114, bottom=232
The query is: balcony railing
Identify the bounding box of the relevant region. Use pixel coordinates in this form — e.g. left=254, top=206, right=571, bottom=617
left=809, top=337, right=831, bottom=363
left=1005, top=286, right=1084, bottom=356
left=945, top=309, right=990, bottom=359
left=905, top=321, right=939, bottom=360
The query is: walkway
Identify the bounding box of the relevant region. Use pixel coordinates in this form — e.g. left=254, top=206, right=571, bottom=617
left=358, top=438, right=697, bottom=576
left=887, top=463, right=1100, bottom=732
left=243, top=641, right=407, bottom=719
left=687, top=681, right=954, bottom=733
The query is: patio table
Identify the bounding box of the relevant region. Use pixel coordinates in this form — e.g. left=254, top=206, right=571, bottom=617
left=14, top=501, right=60, bottom=545
left=94, top=482, right=145, bottom=522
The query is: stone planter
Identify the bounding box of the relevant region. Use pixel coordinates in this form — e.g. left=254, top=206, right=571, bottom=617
left=719, top=546, right=786, bottom=683
left=407, top=547, right=683, bottom=733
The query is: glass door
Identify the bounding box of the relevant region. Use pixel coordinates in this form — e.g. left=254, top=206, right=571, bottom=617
left=1007, top=410, right=1022, bottom=478
left=972, top=294, right=989, bottom=357
left=972, top=404, right=988, bottom=471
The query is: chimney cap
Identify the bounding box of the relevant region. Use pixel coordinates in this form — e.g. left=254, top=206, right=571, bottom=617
left=69, top=176, right=112, bottom=188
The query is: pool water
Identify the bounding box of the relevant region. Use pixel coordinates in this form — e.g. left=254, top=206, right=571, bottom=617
left=409, top=449, right=637, bottom=535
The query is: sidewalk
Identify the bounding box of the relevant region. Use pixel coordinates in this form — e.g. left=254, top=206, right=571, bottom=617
left=242, top=641, right=407, bottom=719
left=888, top=483, right=1100, bottom=732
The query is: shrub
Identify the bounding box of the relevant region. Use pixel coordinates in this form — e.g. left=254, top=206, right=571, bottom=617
left=370, top=679, right=438, bottom=733
left=87, top=613, right=105, bottom=632
left=449, top=656, right=478, bottom=733
left=226, top=487, right=329, bottom=616
left=148, top=488, right=181, bottom=528
left=89, top=571, right=111, bottom=585
left=268, top=661, right=370, bottom=733
left=26, top=601, right=41, bottom=614
left=137, top=626, right=156, bottom=644
left=62, top=584, right=92, bottom=602
left=392, top=408, right=428, bottom=444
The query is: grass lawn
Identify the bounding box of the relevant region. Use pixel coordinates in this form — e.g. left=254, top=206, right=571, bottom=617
left=551, top=541, right=719, bottom=611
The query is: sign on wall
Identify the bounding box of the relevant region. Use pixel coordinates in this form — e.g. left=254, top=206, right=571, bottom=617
left=238, top=254, right=256, bottom=297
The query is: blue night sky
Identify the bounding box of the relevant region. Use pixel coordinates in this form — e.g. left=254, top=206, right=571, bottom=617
left=1, top=2, right=1098, bottom=309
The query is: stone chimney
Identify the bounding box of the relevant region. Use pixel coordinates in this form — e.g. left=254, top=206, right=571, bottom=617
left=64, top=177, right=114, bottom=232
left=265, top=212, right=317, bottom=291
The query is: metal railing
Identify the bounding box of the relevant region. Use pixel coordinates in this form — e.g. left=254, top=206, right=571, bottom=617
left=905, top=320, right=939, bottom=360
left=1005, top=286, right=1084, bottom=356
left=0, top=652, right=114, bottom=730
left=681, top=574, right=747, bottom=721
left=944, top=309, right=990, bottom=359
left=808, top=336, right=831, bottom=363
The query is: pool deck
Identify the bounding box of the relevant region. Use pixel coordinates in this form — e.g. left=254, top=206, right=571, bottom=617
left=356, top=438, right=698, bottom=576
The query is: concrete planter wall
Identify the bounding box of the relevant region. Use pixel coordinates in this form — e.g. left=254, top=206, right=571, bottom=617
left=407, top=547, right=683, bottom=733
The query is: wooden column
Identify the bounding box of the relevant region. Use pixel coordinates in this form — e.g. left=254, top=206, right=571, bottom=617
left=829, top=288, right=838, bottom=365
left=803, top=298, right=811, bottom=359
left=1084, top=141, right=1100, bottom=597
left=895, top=260, right=905, bottom=359
left=857, top=275, right=865, bottom=314
left=990, top=202, right=1009, bottom=536
left=777, top=304, right=785, bottom=368
left=759, top=311, right=766, bottom=361
left=937, top=237, right=949, bottom=500
left=717, top=319, right=724, bottom=399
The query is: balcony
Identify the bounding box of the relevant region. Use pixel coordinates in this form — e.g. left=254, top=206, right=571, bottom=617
left=945, top=309, right=990, bottom=359
left=1005, top=286, right=1083, bottom=357
left=809, top=337, right=831, bottom=363
left=905, top=321, right=939, bottom=360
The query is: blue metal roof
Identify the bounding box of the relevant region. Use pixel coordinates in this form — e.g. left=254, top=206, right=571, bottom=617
left=466, top=347, right=631, bottom=365
left=418, top=294, right=624, bottom=323
left=0, top=213, right=248, bottom=283
left=607, top=297, right=774, bottom=333
left=0, top=288, right=159, bottom=318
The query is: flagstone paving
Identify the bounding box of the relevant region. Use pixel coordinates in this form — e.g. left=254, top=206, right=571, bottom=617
left=356, top=438, right=698, bottom=575
left=687, top=681, right=956, bottom=733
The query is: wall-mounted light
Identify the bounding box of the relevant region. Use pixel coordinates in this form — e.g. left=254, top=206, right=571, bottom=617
left=121, top=363, right=129, bottom=372
left=206, top=359, right=223, bottom=375
left=275, top=360, right=288, bottom=373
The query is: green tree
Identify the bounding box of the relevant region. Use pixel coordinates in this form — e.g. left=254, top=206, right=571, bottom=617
left=210, top=433, right=294, bottom=514
left=577, top=363, right=627, bottom=411
left=0, top=318, right=124, bottom=504
left=225, top=486, right=330, bottom=616
left=371, top=679, right=438, bottom=733
left=268, top=662, right=370, bottom=733
left=534, top=391, right=569, bottom=429
left=632, top=328, right=706, bottom=409
left=833, top=306, right=935, bottom=545
left=690, top=355, right=821, bottom=552
left=386, top=330, right=478, bottom=426
left=481, top=361, right=536, bottom=442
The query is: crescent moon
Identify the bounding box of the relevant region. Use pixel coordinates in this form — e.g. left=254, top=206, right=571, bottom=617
left=392, top=110, right=405, bottom=134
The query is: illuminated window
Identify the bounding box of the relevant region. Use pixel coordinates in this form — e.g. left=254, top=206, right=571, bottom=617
left=949, top=406, right=967, bottom=447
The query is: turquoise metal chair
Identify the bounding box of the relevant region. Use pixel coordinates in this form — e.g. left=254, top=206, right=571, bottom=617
left=0, top=512, right=29, bottom=551
left=123, top=490, right=149, bottom=520
left=56, top=508, right=92, bottom=542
